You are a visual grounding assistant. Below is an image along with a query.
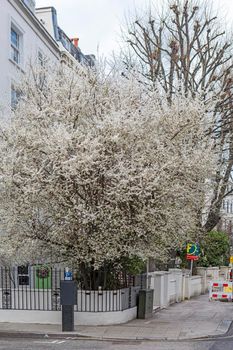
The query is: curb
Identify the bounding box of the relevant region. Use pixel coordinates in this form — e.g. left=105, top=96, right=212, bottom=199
left=0, top=328, right=232, bottom=343
left=0, top=331, right=84, bottom=340
left=0, top=320, right=232, bottom=343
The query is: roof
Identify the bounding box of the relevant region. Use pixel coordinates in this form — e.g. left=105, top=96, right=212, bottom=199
left=8, top=0, right=60, bottom=56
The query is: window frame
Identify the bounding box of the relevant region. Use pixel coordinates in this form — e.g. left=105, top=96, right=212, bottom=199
left=11, top=28, right=20, bottom=64
left=11, top=83, right=21, bottom=110
left=37, top=48, right=47, bottom=67
left=10, top=20, right=24, bottom=67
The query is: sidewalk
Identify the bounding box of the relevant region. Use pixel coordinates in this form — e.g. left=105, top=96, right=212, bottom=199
left=0, top=294, right=232, bottom=341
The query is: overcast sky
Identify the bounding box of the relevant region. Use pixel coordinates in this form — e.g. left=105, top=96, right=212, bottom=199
left=35, top=0, right=232, bottom=58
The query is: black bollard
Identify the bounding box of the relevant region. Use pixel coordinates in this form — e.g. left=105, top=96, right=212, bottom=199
left=62, top=305, right=74, bottom=331
left=60, top=281, right=77, bottom=332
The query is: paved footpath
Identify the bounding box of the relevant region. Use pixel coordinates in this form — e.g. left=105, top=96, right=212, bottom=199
left=0, top=294, right=233, bottom=341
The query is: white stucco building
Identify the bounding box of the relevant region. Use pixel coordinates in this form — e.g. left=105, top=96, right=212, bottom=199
left=0, top=0, right=60, bottom=114
left=218, top=182, right=233, bottom=239
left=0, top=0, right=94, bottom=115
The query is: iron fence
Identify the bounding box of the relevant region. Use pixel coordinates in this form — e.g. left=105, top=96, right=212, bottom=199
left=0, top=266, right=144, bottom=312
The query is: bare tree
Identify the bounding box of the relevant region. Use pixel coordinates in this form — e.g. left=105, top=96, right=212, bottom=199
left=123, top=0, right=233, bottom=232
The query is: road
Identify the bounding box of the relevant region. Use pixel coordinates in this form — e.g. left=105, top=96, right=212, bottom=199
left=1, top=337, right=233, bottom=350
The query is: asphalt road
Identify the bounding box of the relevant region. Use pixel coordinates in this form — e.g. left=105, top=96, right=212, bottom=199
left=4, top=325, right=233, bottom=350
left=0, top=337, right=231, bottom=350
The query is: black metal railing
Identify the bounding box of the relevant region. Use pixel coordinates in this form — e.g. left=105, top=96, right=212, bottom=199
left=0, top=266, right=143, bottom=312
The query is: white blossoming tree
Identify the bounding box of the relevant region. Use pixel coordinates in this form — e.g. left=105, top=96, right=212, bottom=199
left=0, top=63, right=214, bottom=283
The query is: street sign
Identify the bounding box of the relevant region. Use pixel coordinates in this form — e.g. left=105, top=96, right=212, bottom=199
left=230, top=256, right=233, bottom=264
left=64, top=267, right=73, bottom=281
left=186, top=243, right=200, bottom=261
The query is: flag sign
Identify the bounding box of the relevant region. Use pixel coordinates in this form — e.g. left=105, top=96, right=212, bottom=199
left=186, top=243, right=200, bottom=261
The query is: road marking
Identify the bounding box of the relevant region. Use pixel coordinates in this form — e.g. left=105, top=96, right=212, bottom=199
left=34, top=340, right=66, bottom=345
left=65, top=337, right=77, bottom=340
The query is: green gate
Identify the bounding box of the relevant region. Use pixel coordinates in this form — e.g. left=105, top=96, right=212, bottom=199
left=35, top=265, right=51, bottom=289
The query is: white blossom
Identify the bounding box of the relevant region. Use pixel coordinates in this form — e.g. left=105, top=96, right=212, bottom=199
left=0, top=64, right=215, bottom=267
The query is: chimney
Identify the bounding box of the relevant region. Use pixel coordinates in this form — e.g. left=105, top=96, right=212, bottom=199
left=71, top=38, right=79, bottom=48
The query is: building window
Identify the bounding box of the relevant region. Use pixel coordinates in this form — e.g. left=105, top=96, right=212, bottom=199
left=38, top=50, right=45, bottom=66
left=10, top=24, right=23, bottom=65
left=11, top=85, right=21, bottom=109
left=38, top=50, right=43, bottom=65
left=18, top=266, right=29, bottom=286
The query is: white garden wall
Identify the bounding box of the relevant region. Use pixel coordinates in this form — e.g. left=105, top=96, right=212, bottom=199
left=149, top=271, right=169, bottom=308
left=149, top=266, right=222, bottom=309
left=196, top=267, right=208, bottom=293
left=184, top=276, right=202, bottom=299
left=0, top=307, right=137, bottom=326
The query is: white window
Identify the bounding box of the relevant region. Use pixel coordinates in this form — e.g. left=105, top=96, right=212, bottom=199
left=38, top=50, right=47, bottom=67
left=10, top=24, right=23, bottom=65
left=11, top=84, right=21, bottom=109
left=38, top=50, right=44, bottom=66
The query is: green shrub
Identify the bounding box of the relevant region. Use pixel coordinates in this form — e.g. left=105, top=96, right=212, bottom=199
left=198, top=231, right=230, bottom=267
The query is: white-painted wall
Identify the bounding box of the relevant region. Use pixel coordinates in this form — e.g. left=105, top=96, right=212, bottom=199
left=206, top=267, right=220, bottom=280
left=219, top=266, right=229, bottom=280
left=169, top=269, right=183, bottom=302
left=184, top=275, right=202, bottom=299
left=74, top=307, right=137, bottom=326
left=150, top=271, right=169, bottom=309
left=168, top=272, right=177, bottom=304
left=150, top=268, right=214, bottom=309
left=196, top=267, right=208, bottom=293
left=0, top=307, right=137, bottom=326
left=0, top=0, right=60, bottom=115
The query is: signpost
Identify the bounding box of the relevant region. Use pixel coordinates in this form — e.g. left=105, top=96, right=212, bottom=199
left=186, top=243, right=200, bottom=275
